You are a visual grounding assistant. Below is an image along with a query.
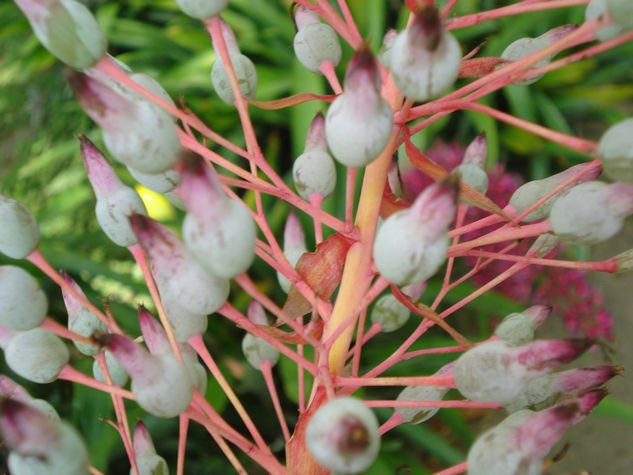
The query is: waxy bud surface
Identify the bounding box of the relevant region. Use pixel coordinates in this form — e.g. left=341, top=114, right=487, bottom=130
left=293, top=5, right=342, bottom=73
left=131, top=421, right=168, bottom=475
left=277, top=211, right=307, bottom=293
left=175, top=0, right=229, bottom=20
left=0, top=265, right=48, bottom=331
left=395, top=362, right=454, bottom=424
left=0, top=194, right=40, bottom=259
left=586, top=0, right=626, bottom=42
left=93, top=350, right=129, bottom=387
left=494, top=305, right=551, bottom=346
left=598, top=117, right=633, bottom=184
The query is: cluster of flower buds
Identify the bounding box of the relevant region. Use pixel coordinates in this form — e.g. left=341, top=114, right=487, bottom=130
left=180, top=155, right=256, bottom=279
left=455, top=133, right=489, bottom=196
left=389, top=6, right=462, bottom=102
left=130, top=214, right=230, bottom=341
left=370, top=281, right=426, bottom=332
left=501, top=25, right=576, bottom=86
left=0, top=193, right=40, bottom=259
left=453, top=338, right=592, bottom=405
left=0, top=327, right=69, bottom=384
left=293, top=5, right=342, bottom=73
left=508, top=163, right=601, bottom=221
left=175, top=0, right=228, bottom=20
left=99, top=333, right=193, bottom=418
left=374, top=179, right=457, bottom=286
left=598, top=117, right=633, bottom=183
left=550, top=181, right=633, bottom=245
left=306, top=397, right=380, bottom=474
left=0, top=265, right=48, bottom=331
left=13, top=0, right=106, bottom=70
left=0, top=396, right=89, bottom=475
left=131, top=421, right=169, bottom=475
left=467, top=389, right=607, bottom=475
left=293, top=112, right=337, bottom=201
left=277, top=211, right=307, bottom=293
left=241, top=302, right=279, bottom=370
left=395, top=362, right=454, bottom=424
left=211, top=20, right=257, bottom=105
left=325, top=48, right=394, bottom=167
left=586, top=0, right=627, bottom=42
left=494, top=305, right=551, bottom=346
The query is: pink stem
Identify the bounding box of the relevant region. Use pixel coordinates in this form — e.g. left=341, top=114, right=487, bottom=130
left=336, top=375, right=455, bottom=387
left=449, top=207, right=514, bottom=238
left=465, top=250, right=617, bottom=272
left=448, top=220, right=552, bottom=255
left=320, top=60, right=343, bottom=94
left=40, top=318, right=95, bottom=347
left=441, top=0, right=460, bottom=16
left=351, top=308, right=368, bottom=377
left=365, top=400, right=503, bottom=409
left=434, top=203, right=468, bottom=309
left=298, top=342, right=306, bottom=413
left=260, top=360, right=291, bottom=441
left=379, top=413, right=403, bottom=435
left=58, top=365, right=135, bottom=399
left=177, top=416, right=189, bottom=475
left=309, top=194, right=324, bottom=244
left=335, top=0, right=363, bottom=45
left=402, top=344, right=469, bottom=360
left=434, top=461, right=468, bottom=475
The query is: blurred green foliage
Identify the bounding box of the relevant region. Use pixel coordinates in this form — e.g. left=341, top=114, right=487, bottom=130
left=2, top=0, right=633, bottom=473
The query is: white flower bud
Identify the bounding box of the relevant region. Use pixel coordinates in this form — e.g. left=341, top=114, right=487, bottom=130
left=455, top=163, right=488, bottom=195
left=131, top=422, right=169, bottom=475
left=0, top=194, right=40, bottom=259
left=494, top=305, right=551, bottom=346
left=277, top=211, right=307, bottom=293
left=293, top=6, right=342, bottom=73
left=92, top=351, right=129, bottom=387
left=598, top=117, right=633, bottom=184
left=607, top=0, right=633, bottom=29
left=370, top=294, right=410, bottom=332
left=306, top=397, right=380, bottom=474
left=128, top=167, right=180, bottom=193
left=175, top=0, right=229, bottom=20
left=4, top=329, right=69, bottom=384
left=395, top=363, right=453, bottom=424
left=586, top=0, right=626, bottom=42
left=242, top=333, right=279, bottom=370
left=0, top=266, right=47, bottom=331
left=390, top=7, right=462, bottom=101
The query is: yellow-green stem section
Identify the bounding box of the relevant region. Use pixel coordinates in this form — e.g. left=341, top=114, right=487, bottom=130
left=325, top=132, right=399, bottom=375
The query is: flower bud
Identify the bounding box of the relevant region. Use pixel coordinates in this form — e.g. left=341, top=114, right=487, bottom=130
left=455, top=163, right=488, bottom=196
left=242, top=333, right=279, bottom=370
left=0, top=265, right=47, bottom=331
left=325, top=48, right=394, bottom=168
left=390, top=7, right=462, bottom=101
left=306, top=397, right=380, bottom=474
left=2, top=328, right=69, bottom=384
left=462, top=133, right=488, bottom=168
left=14, top=0, right=106, bottom=69
left=586, top=0, right=626, bottom=42
left=528, top=233, right=559, bottom=257
left=128, top=168, right=180, bottom=194
left=509, top=164, right=601, bottom=222
left=454, top=338, right=591, bottom=404
left=180, top=158, right=256, bottom=278
left=175, top=0, right=229, bottom=20
left=378, top=29, right=398, bottom=69
left=373, top=179, right=457, bottom=286
left=467, top=389, right=607, bottom=475
left=102, top=333, right=193, bottom=418
left=131, top=421, right=169, bottom=475
left=0, top=376, right=60, bottom=423
left=505, top=365, right=619, bottom=412
left=93, top=350, right=129, bottom=387
left=395, top=362, right=454, bottom=424
left=277, top=211, right=307, bottom=293
left=494, top=305, right=551, bottom=346
left=370, top=282, right=425, bottom=333
left=0, top=193, right=40, bottom=259
left=501, top=25, right=577, bottom=86
left=293, top=5, right=342, bottom=73
left=607, top=0, right=633, bottom=29
left=211, top=20, right=257, bottom=105
left=550, top=181, right=633, bottom=245
left=61, top=272, right=106, bottom=355
left=598, top=117, right=633, bottom=183
left=69, top=72, right=180, bottom=174
left=130, top=214, right=230, bottom=326
left=293, top=113, right=337, bottom=200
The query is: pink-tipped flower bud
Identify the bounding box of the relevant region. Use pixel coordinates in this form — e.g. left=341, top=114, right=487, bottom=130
left=0, top=265, right=47, bottom=331
left=509, top=164, right=602, bottom=222
left=456, top=133, right=489, bottom=196
left=607, top=0, right=633, bottom=29
left=528, top=233, right=560, bottom=257
left=61, top=271, right=106, bottom=355
left=102, top=333, right=193, bottom=417
left=277, top=211, right=307, bottom=293
left=454, top=338, right=591, bottom=404
left=0, top=193, right=40, bottom=259
left=130, top=215, right=229, bottom=340
left=325, top=48, right=394, bottom=168
left=247, top=301, right=269, bottom=326
left=175, top=0, right=229, bottom=19
left=494, top=305, right=551, bottom=346
left=598, top=117, right=633, bottom=183
left=390, top=7, right=462, bottom=101
left=69, top=72, right=180, bottom=174
left=92, top=350, right=129, bottom=387
left=211, top=20, right=257, bottom=105
left=1, top=399, right=89, bottom=475
left=467, top=389, right=607, bottom=475
left=138, top=307, right=207, bottom=393
left=378, top=29, right=398, bottom=68
left=131, top=421, right=168, bottom=475
left=374, top=179, right=457, bottom=286
left=293, top=5, right=342, bottom=73
left=505, top=365, right=619, bottom=412
left=370, top=281, right=426, bottom=333
left=2, top=328, right=69, bottom=384
left=306, top=397, right=380, bottom=474
left=586, top=0, right=626, bottom=42
left=0, top=376, right=60, bottom=423
left=395, top=362, right=454, bottom=424
left=462, top=133, right=488, bottom=168
left=14, top=0, right=106, bottom=69
left=293, top=112, right=337, bottom=200
left=550, top=181, right=633, bottom=245
left=180, top=158, right=256, bottom=279
left=128, top=167, right=180, bottom=194
left=80, top=136, right=148, bottom=246
left=501, top=25, right=577, bottom=86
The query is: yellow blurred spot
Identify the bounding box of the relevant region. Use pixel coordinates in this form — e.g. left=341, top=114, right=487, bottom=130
left=135, top=185, right=176, bottom=220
